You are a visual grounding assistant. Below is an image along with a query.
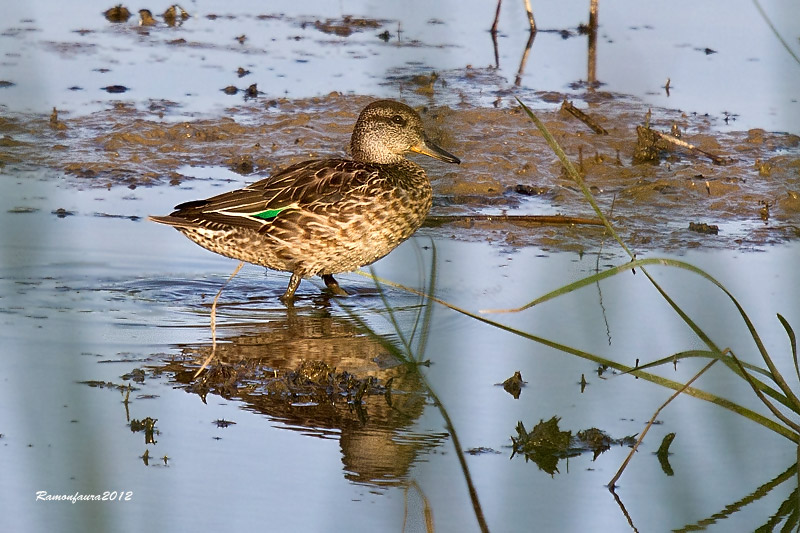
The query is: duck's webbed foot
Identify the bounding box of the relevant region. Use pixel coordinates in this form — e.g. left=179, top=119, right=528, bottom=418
left=322, top=274, right=348, bottom=296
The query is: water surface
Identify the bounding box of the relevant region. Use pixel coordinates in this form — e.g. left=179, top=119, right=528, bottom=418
left=1, top=2, right=800, bottom=532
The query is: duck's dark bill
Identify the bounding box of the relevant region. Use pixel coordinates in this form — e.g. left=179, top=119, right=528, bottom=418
left=412, top=136, right=461, bottom=164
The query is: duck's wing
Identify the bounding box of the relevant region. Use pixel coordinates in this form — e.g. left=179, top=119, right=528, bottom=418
left=150, top=159, right=379, bottom=231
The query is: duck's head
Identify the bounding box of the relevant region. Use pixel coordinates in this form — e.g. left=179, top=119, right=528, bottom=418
left=350, top=100, right=461, bottom=166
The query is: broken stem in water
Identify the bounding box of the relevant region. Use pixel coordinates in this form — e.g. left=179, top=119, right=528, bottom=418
left=608, top=356, right=720, bottom=488
left=193, top=261, right=245, bottom=379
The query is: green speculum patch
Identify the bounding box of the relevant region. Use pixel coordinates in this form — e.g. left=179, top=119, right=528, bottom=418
left=253, top=207, right=286, bottom=220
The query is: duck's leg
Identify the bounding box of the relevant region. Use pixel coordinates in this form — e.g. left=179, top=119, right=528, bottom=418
left=280, top=272, right=302, bottom=303
left=322, top=274, right=348, bottom=296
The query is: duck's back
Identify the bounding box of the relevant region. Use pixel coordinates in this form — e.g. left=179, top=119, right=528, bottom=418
left=151, top=157, right=433, bottom=276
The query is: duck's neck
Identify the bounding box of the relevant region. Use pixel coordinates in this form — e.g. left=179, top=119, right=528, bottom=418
left=350, top=137, right=404, bottom=165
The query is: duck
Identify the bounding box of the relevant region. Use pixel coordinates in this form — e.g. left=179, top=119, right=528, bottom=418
left=149, top=99, right=460, bottom=302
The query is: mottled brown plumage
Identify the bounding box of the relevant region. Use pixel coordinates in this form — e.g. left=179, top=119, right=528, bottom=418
left=149, top=100, right=460, bottom=302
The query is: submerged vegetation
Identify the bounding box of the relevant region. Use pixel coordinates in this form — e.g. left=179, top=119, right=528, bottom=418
left=510, top=417, right=637, bottom=475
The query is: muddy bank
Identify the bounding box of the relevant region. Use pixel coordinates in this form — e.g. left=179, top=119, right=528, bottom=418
left=1, top=90, right=798, bottom=252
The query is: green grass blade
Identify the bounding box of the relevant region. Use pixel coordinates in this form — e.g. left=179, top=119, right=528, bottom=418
left=777, top=313, right=799, bottom=383
left=676, top=460, right=797, bottom=531
left=516, top=98, right=730, bottom=370
left=406, top=241, right=429, bottom=347
left=729, top=351, right=800, bottom=434
left=630, top=350, right=768, bottom=378
left=630, top=349, right=795, bottom=413
left=485, top=254, right=800, bottom=411
left=752, top=0, right=800, bottom=66
left=415, top=240, right=438, bottom=360
left=356, top=271, right=799, bottom=442
left=515, top=97, right=633, bottom=257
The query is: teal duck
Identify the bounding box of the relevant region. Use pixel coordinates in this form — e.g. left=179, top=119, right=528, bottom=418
left=149, top=100, right=460, bottom=302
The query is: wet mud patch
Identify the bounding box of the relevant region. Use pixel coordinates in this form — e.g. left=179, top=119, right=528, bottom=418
left=311, top=15, right=385, bottom=38
left=2, top=90, right=799, bottom=252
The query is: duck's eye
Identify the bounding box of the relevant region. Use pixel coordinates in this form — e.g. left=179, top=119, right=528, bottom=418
left=390, top=114, right=406, bottom=126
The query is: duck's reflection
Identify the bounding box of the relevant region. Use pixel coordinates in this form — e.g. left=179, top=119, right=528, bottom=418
left=156, top=302, right=446, bottom=488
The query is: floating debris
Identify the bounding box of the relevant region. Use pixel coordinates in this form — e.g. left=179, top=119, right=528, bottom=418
left=514, top=184, right=548, bottom=196
left=656, top=432, right=675, bottom=457
left=229, top=154, right=254, bottom=174
left=632, top=124, right=663, bottom=164
left=313, top=16, right=382, bottom=37
left=92, top=212, right=141, bottom=221
left=130, top=417, right=158, bottom=444
left=688, top=222, right=719, bottom=235
left=48, top=107, right=66, bottom=130
left=102, top=85, right=129, bottom=93
left=759, top=200, right=772, bottom=221
left=51, top=208, right=76, bottom=218
left=561, top=99, right=608, bottom=135
left=78, top=380, right=133, bottom=391
left=656, top=432, right=676, bottom=476
left=104, top=5, right=131, bottom=23
left=511, top=417, right=637, bottom=475
left=244, top=83, right=259, bottom=98
left=187, top=358, right=391, bottom=411
left=466, top=447, right=502, bottom=455
left=163, top=5, right=189, bottom=26
left=511, top=417, right=572, bottom=475
left=138, top=9, right=157, bottom=27
left=633, top=120, right=728, bottom=165
left=122, top=368, right=146, bottom=383
left=501, top=370, right=525, bottom=399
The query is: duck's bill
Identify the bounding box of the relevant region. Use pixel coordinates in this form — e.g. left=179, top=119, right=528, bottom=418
left=411, top=136, right=461, bottom=164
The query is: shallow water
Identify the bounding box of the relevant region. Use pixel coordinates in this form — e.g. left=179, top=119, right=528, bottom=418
left=2, top=169, right=799, bottom=531
left=2, top=1, right=799, bottom=133
left=2, top=2, right=800, bottom=532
